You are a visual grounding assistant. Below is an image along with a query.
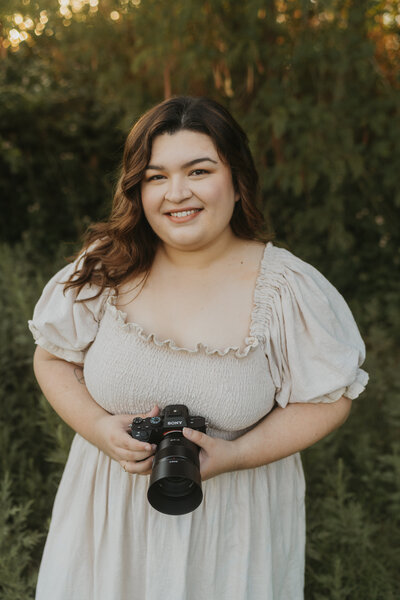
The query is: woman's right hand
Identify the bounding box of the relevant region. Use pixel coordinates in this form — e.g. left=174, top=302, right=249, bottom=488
left=33, top=348, right=160, bottom=475
left=92, top=405, right=160, bottom=475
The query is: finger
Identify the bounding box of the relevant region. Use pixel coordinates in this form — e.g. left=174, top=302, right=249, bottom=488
left=116, top=437, right=156, bottom=457
left=142, top=405, right=160, bottom=418
left=120, top=435, right=154, bottom=452
left=119, top=414, right=141, bottom=429
left=121, top=456, right=154, bottom=475
left=119, top=406, right=159, bottom=430
left=183, top=428, right=212, bottom=450
left=119, top=446, right=156, bottom=463
left=130, top=406, right=160, bottom=421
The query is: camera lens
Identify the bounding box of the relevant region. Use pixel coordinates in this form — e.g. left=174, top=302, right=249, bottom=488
left=157, top=477, right=195, bottom=497
left=147, top=433, right=202, bottom=515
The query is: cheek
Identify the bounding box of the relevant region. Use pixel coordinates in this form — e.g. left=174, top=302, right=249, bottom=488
left=141, top=189, right=160, bottom=220
left=200, top=176, right=235, bottom=202
left=202, top=179, right=236, bottom=216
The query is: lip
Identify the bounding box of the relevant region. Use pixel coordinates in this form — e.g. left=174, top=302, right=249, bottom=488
left=163, top=207, right=203, bottom=215
left=165, top=208, right=203, bottom=223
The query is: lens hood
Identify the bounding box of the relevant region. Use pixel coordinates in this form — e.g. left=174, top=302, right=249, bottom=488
left=147, top=434, right=203, bottom=515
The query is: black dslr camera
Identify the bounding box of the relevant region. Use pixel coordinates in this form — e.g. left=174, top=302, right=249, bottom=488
left=130, top=405, right=206, bottom=516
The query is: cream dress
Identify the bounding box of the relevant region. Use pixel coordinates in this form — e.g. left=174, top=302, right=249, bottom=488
left=29, top=243, right=368, bottom=600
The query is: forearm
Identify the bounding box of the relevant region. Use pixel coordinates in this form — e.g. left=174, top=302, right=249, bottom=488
left=234, top=396, right=352, bottom=470
left=33, top=346, right=159, bottom=471
left=183, top=395, right=352, bottom=480
left=33, top=346, right=110, bottom=446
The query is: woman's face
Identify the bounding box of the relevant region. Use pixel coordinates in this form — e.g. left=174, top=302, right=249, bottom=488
left=140, top=130, right=239, bottom=252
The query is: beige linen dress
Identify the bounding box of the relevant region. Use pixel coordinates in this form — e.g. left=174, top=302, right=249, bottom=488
left=28, top=243, right=368, bottom=600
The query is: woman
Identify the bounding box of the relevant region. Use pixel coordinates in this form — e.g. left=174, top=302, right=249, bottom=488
left=29, top=96, right=368, bottom=599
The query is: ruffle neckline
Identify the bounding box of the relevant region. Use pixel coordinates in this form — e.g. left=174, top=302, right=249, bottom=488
left=103, top=243, right=274, bottom=359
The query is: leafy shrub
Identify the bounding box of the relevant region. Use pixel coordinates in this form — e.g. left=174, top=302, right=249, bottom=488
left=1, top=1, right=399, bottom=597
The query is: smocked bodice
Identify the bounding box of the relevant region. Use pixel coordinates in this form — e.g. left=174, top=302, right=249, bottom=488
left=29, top=242, right=368, bottom=435
left=84, top=301, right=275, bottom=439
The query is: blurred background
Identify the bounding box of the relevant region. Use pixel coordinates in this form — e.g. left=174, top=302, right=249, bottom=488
left=0, top=1, right=399, bottom=597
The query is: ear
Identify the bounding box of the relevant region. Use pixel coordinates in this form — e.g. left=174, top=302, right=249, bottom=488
left=233, top=184, right=240, bottom=203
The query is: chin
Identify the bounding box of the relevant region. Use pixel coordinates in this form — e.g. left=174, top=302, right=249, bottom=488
left=167, top=239, right=207, bottom=251
left=162, top=233, right=212, bottom=250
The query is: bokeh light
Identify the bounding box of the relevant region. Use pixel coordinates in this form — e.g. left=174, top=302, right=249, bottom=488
left=2, top=0, right=400, bottom=52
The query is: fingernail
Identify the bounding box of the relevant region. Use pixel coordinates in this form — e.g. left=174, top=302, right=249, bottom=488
left=151, top=444, right=157, bottom=451
left=184, top=427, right=193, bottom=438
left=145, top=444, right=152, bottom=452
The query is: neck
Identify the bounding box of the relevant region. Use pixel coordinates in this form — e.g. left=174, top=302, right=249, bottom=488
left=156, top=230, right=242, bottom=271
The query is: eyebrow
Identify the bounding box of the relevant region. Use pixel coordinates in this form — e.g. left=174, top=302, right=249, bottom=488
left=145, top=157, right=218, bottom=171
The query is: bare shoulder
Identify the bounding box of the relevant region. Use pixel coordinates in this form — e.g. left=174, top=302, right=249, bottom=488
left=235, top=238, right=265, bottom=254
left=116, top=271, right=149, bottom=303
left=233, top=240, right=266, bottom=276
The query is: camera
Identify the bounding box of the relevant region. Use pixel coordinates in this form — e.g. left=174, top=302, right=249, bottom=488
left=129, top=405, right=207, bottom=515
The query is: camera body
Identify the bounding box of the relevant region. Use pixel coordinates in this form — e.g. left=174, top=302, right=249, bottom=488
left=129, top=404, right=206, bottom=443
left=129, top=405, right=207, bottom=516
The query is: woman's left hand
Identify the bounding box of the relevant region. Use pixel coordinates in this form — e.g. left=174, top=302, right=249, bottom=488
left=182, top=427, right=239, bottom=481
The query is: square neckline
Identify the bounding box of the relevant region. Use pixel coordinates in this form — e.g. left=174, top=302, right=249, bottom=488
left=104, top=243, right=271, bottom=358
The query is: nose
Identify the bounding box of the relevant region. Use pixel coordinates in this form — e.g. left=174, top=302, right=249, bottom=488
left=164, top=176, right=192, bottom=203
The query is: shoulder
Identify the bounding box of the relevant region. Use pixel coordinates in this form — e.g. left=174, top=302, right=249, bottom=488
left=263, top=242, right=321, bottom=275
left=254, top=244, right=368, bottom=406
left=260, top=242, right=336, bottom=295
left=28, top=253, right=111, bottom=363
left=33, top=252, right=110, bottom=322
left=254, top=242, right=356, bottom=335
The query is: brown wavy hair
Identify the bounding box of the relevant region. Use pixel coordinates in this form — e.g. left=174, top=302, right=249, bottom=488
left=64, top=96, right=270, bottom=299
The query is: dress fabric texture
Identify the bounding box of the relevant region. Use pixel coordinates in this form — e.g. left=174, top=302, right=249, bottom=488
left=28, top=243, right=368, bottom=600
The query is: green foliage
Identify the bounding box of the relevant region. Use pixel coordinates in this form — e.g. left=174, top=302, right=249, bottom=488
left=1, top=0, right=399, bottom=597
left=302, top=323, right=400, bottom=598
left=0, top=474, right=42, bottom=600
left=0, top=242, right=73, bottom=599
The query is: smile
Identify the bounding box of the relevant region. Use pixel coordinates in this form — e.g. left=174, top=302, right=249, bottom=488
left=167, top=209, right=202, bottom=217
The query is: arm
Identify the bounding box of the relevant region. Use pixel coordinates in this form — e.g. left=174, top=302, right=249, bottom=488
left=183, top=396, right=352, bottom=480
left=33, top=345, right=159, bottom=473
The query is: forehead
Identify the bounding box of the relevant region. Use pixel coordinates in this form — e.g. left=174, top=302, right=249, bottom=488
left=149, top=130, right=219, bottom=163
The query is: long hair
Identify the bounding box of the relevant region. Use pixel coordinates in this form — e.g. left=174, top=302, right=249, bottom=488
left=64, top=96, right=270, bottom=298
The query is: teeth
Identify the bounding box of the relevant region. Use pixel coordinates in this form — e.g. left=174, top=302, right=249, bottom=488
left=169, top=209, right=199, bottom=217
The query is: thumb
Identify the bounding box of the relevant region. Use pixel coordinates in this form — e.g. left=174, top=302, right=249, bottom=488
left=183, top=427, right=211, bottom=450
left=142, top=405, right=160, bottom=418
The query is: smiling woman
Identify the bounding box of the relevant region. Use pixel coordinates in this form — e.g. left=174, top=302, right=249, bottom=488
left=56, top=96, right=266, bottom=297
left=140, top=130, right=240, bottom=252
left=28, top=96, right=368, bottom=600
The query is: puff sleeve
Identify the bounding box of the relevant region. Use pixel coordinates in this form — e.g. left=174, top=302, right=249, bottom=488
left=28, top=255, right=108, bottom=364
left=256, top=244, right=369, bottom=408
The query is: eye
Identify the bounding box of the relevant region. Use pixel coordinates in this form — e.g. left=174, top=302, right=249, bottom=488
left=146, top=174, right=165, bottom=182
left=190, top=169, right=209, bottom=176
